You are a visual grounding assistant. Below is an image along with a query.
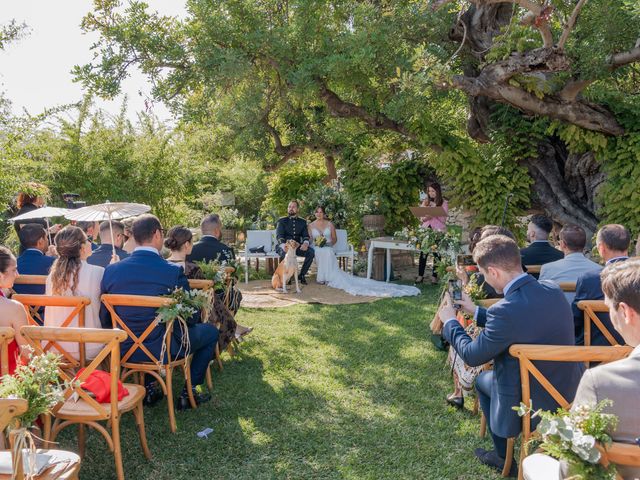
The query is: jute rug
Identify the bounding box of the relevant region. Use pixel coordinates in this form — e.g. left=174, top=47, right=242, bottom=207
left=238, top=279, right=379, bottom=308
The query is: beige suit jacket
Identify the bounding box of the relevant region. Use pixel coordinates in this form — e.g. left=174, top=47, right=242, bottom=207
left=572, top=345, right=640, bottom=480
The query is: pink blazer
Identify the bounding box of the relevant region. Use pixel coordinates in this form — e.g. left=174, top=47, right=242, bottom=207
left=421, top=200, right=448, bottom=232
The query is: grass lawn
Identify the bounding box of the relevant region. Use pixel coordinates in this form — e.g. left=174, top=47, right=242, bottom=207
left=61, top=284, right=503, bottom=479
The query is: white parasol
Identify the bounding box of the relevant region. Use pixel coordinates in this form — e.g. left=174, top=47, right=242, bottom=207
left=10, top=206, right=71, bottom=243
left=64, top=202, right=151, bottom=255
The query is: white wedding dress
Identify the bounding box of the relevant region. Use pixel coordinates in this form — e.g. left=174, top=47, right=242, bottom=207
left=311, top=227, right=420, bottom=298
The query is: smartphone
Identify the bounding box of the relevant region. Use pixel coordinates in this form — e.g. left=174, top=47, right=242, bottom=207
left=448, top=279, right=463, bottom=301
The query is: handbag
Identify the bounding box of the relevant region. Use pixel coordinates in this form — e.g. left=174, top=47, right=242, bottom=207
left=249, top=245, right=265, bottom=254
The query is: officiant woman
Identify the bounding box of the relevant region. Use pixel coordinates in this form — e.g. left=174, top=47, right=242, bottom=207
left=415, top=181, right=448, bottom=284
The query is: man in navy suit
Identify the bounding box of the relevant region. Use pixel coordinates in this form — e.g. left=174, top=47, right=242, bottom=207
left=100, top=214, right=218, bottom=409
left=87, top=220, right=129, bottom=268
left=187, top=214, right=235, bottom=264
left=440, top=234, right=583, bottom=476
left=15, top=223, right=56, bottom=295
left=520, top=215, right=563, bottom=275
left=572, top=224, right=630, bottom=346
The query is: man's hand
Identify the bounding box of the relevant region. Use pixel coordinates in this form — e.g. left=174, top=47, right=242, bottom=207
left=300, top=242, right=309, bottom=252
left=458, top=291, right=476, bottom=315
left=110, top=254, right=120, bottom=265
left=439, top=293, right=458, bottom=326
left=46, top=245, right=57, bottom=257
left=456, top=265, right=470, bottom=285
left=49, top=224, right=62, bottom=235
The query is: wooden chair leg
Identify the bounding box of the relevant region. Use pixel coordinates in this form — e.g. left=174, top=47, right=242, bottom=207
left=133, top=401, right=152, bottom=460
left=42, top=414, right=52, bottom=448
left=479, top=412, right=487, bottom=438
left=205, top=364, right=214, bottom=391
left=78, top=423, right=86, bottom=458
left=216, top=343, right=224, bottom=371
left=502, top=437, right=515, bottom=477
left=472, top=396, right=479, bottom=415
left=165, top=366, right=177, bottom=433
left=183, top=360, right=197, bottom=409
left=111, top=417, right=124, bottom=480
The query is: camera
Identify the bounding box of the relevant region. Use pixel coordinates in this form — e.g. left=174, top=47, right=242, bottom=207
left=457, top=254, right=475, bottom=266
left=62, top=193, right=86, bottom=209
left=448, top=279, right=463, bottom=309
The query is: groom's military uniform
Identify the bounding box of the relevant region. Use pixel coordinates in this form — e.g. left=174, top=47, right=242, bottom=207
left=275, top=216, right=314, bottom=280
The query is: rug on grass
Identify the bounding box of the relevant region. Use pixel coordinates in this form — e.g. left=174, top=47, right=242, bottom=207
left=238, top=280, right=379, bottom=308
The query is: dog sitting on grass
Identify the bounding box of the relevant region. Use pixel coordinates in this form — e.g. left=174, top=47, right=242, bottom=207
left=271, top=239, right=301, bottom=293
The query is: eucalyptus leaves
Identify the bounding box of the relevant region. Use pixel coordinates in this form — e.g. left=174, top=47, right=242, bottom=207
left=157, top=287, right=210, bottom=325
left=515, top=400, right=619, bottom=480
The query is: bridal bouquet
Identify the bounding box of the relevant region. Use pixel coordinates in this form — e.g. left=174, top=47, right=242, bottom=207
left=514, top=400, right=619, bottom=480
left=314, top=235, right=327, bottom=247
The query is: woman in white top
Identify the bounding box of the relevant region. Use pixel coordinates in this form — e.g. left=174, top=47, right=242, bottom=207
left=45, top=225, right=104, bottom=360
left=308, top=206, right=420, bottom=297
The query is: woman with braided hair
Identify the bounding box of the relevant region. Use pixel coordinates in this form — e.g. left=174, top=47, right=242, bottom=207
left=45, top=225, right=104, bottom=360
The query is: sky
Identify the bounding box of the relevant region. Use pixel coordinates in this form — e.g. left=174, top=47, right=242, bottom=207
left=0, top=0, right=186, bottom=123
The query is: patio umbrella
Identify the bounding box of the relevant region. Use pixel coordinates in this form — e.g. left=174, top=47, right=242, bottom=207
left=10, top=206, right=71, bottom=243
left=64, top=202, right=151, bottom=255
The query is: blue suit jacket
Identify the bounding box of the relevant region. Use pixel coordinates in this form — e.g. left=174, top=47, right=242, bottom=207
left=99, top=249, right=195, bottom=362
left=443, top=275, right=583, bottom=438
left=572, top=259, right=626, bottom=346
left=87, top=244, right=130, bottom=269
left=15, top=250, right=55, bottom=295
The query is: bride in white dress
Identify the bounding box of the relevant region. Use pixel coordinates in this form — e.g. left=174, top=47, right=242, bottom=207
left=308, top=206, right=420, bottom=298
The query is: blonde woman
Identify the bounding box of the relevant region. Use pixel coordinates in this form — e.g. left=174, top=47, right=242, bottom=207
left=45, top=226, right=104, bottom=360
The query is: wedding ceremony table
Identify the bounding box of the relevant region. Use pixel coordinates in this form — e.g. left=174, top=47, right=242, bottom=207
left=366, top=237, right=416, bottom=282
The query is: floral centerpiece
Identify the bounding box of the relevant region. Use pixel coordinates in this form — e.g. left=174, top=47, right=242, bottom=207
left=515, top=400, right=619, bottom=480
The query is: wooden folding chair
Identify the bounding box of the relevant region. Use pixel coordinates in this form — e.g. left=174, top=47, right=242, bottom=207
left=524, top=265, right=541, bottom=275
left=577, top=300, right=622, bottom=347
left=506, top=344, right=633, bottom=479
left=100, top=294, right=197, bottom=433
left=12, top=295, right=91, bottom=368
left=597, top=441, right=640, bottom=480
left=0, top=398, right=81, bottom=480
left=13, top=275, right=47, bottom=287
left=0, top=327, right=15, bottom=377
left=558, top=281, right=576, bottom=293
left=20, top=326, right=150, bottom=480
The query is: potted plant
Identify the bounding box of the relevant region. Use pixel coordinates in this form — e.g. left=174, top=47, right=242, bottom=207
left=217, top=207, right=244, bottom=246
left=360, top=193, right=385, bottom=233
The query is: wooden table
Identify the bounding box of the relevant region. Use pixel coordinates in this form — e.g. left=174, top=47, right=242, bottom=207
left=366, top=237, right=416, bottom=282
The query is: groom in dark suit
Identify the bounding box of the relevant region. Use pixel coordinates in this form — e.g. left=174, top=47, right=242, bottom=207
left=275, top=200, right=314, bottom=284
left=440, top=234, right=583, bottom=476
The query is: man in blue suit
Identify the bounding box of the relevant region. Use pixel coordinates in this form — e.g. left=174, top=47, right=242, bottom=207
left=572, top=224, right=630, bottom=346
left=520, top=215, right=563, bottom=276
left=100, top=214, right=218, bottom=410
left=440, top=234, right=583, bottom=476
left=15, top=224, right=56, bottom=295
left=87, top=220, right=129, bottom=268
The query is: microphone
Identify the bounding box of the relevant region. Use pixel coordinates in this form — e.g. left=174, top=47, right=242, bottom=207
left=501, top=193, right=514, bottom=227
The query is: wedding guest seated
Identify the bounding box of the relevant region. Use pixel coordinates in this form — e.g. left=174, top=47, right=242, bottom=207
left=14, top=223, right=56, bottom=295
left=440, top=235, right=583, bottom=476
left=523, top=259, right=640, bottom=480
left=572, top=224, right=630, bottom=346
left=275, top=200, right=314, bottom=285
left=87, top=220, right=130, bottom=268
left=0, top=246, right=29, bottom=374
left=520, top=215, right=563, bottom=274
left=75, top=221, right=99, bottom=250
left=539, top=225, right=601, bottom=303
left=187, top=214, right=235, bottom=264
left=99, top=214, right=218, bottom=410
left=166, top=226, right=251, bottom=349
left=45, top=226, right=104, bottom=360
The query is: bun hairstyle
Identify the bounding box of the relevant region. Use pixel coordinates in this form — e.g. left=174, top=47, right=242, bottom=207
left=0, top=246, right=16, bottom=274
left=164, top=226, right=193, bottom=251
left=49, top=226, right=87, bottom=295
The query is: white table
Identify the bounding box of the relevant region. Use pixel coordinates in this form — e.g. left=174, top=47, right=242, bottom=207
left=366, top=237, right=417, bottom=282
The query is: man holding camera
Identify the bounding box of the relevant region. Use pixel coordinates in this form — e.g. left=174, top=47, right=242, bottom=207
left=439, top=234, right=583, bottom=476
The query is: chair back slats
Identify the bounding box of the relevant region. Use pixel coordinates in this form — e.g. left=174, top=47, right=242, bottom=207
left=100, top=294, right=176, bottom=367
left=188, top=279, right=214, bottom=291
left=478, top=298, right=501, bottom=308
left=13, top=295, right=91, bottom=367
left=577, top=300, right=620, bottom=346
left=509, top=344, right=633, bottom=442
left=525, top=265, right=541, bottom=274
left=13, top=275, right=47, bottom=286
left=0, top=327, right=15, bottom=377
left=558, top=282, right=576, bottom=292
left=0, top=398, right=28, bottom=431
left=598, top=442, right=640, bottom=469
left=20, top=326, right=127, bottom=420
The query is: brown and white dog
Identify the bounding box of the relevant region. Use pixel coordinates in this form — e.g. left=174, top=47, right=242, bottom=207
left=271, top=240, right=301, bottom=293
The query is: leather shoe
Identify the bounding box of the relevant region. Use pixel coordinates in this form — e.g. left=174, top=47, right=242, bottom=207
left=176, top=390, right=212, bottom=411
left=474, top=448, right=518, bottom=477
left=446, top=395, right=464, bottom=409
left=143, top=384, right=164, bottom=407
left=298, top=275, right=307, bottom=285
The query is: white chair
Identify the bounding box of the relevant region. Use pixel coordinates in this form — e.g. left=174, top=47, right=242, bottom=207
left=334, top=229, right=355, bottom=274
left=243, top=230, right=280, bottom=283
